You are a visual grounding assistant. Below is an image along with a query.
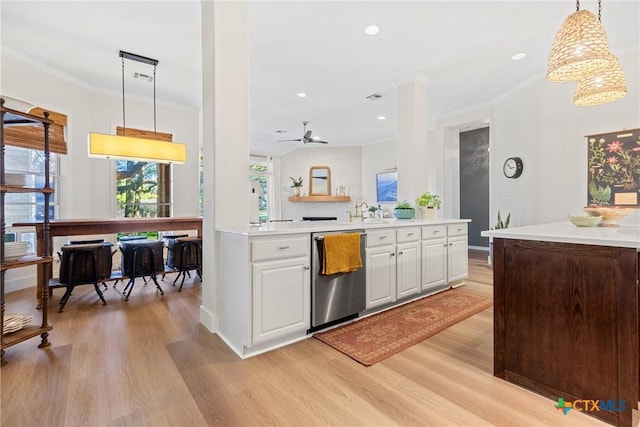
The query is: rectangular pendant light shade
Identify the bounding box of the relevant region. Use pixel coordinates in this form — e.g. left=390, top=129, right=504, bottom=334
left=88, top=133, right=186, bottom=164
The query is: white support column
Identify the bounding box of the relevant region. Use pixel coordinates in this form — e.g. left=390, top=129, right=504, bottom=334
left=395, top=75, right=429, bottom=204
left=199, top=0, right=250, bottom=333
left=213, top=0, right=250, bottom=232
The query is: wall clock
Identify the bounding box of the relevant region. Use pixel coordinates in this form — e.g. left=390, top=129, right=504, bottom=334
left=503, top=157, right=523, bottom=179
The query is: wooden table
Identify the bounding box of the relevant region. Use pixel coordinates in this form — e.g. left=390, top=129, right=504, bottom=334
left=13, top=217, right=203, bottom=307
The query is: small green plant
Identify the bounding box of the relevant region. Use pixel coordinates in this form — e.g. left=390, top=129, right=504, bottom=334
left=290, top=176, right=303, bottom=188
left=493, top=210, right=511, bottom=229
left=416, top=192, right=441, bottom=209
left=368, top=206, right=378, bottom=213
left=395, top=200, right=413, bottom=209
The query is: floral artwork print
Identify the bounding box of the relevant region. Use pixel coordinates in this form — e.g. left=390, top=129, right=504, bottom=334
left=587, top=128, right=640, bottom=207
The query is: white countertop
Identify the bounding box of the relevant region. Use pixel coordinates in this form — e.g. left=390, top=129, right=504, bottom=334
left=217, top=218, right=470, bottom=236
left=481, top=221, right=640, bottom=249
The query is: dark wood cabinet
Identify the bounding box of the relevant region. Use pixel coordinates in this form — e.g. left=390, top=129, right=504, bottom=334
left=493, top=238, right=638, bottom=427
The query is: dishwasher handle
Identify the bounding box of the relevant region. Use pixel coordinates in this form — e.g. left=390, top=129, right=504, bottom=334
left=314, top=232, right=366, bottom=241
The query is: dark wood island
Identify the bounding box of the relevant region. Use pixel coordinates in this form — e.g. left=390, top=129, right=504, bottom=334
left=484, top=222, right=640, bottom=427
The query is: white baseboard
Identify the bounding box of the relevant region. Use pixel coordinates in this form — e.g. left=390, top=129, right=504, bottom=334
left=4, top=268, right=37, bottom=293
left=468, top=245, right=489, bottom=251
left=199, top=304, right=218, bottom=333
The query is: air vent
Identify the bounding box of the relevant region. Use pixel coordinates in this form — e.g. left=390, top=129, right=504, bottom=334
left=132, top=71, right=153, bottom=82
left=275, top=129, right=288, bottom=134
left=366, top=93, right=383, bottom=100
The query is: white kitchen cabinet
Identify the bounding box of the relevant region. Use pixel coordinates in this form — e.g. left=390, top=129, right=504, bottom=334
left=365, top=229, right=396, bottom=309
left=421, top=223, right=468, bottom=290
left=446, top=224, right=468, bottom=283
left=395, top=227, right=421, bottom=299
left=251, top=235, right=310, bottom=345
left=421, top=237, right=447, bottom=292
left=366, top=227, right=422, bottom=308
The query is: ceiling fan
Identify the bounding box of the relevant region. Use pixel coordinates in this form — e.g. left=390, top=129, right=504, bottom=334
left=278, top=121, right=328, bottom=144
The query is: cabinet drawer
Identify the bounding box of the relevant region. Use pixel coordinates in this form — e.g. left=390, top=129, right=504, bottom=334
left=447, top=223, right=468, bottom=237
left=421, top=225, right=447, bottom=240
left=366, top=229, right=395, bottom=247
left=396, top=227, right=420, bottom=243
left=251, top=235, right=309, bottom=262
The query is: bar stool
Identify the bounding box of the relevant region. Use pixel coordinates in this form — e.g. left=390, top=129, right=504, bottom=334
left=167, top=236, right=202, bottom=291
left=55, top=243, right=111, bottom=312
left=161, top=234, right=189, bottom=280
left=51, top=241, right=114, bottom=293
left=120, top=240, right=165, bottom=300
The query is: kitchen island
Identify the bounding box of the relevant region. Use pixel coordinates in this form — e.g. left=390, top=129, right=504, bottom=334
left=216, top=218, right=470, bottom=358
left=482, top=222, right=640, bottom=427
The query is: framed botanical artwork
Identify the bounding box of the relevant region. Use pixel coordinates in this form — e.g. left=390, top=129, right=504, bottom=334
left=376, top=170, right=397, bottom=203
left=587, top=128, right=640, bottom=207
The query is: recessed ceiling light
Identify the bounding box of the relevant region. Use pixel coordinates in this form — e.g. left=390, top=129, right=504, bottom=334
left=364, top=25, right=380, bottom=36
left=296, top=92, right=307, bottom=98
left=511, top=53, right=526, bottom=61
left=377, top=116, right=386, bottom=120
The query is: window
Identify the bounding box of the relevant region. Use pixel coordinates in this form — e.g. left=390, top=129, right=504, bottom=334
left=116, top=160, right=171, bottom=218
left=5, top=145, right=59, bottom=250
left=114, top=127, right=172, bottom=218
left=249, top=156, right=268, bottom=221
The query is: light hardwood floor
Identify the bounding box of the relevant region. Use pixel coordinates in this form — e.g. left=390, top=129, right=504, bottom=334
left=1, top=251, right=632, bottom=426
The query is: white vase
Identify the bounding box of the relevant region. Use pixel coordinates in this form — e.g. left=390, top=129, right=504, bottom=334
left=420, top=206, right=436, bottom=220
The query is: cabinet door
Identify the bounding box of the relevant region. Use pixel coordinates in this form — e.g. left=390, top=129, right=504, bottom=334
left=396, top=241, right=420, bottom=299
left=365, top=246, right=396, bottom=309
left=447, top=235, right=468, bottom=283
left=252, top=258, right=310, bottom=345
left=422, top=237, right=447, bottom=292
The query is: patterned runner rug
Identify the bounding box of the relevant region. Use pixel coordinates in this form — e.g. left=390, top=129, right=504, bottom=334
left=314, top=288, right=492, bottom=366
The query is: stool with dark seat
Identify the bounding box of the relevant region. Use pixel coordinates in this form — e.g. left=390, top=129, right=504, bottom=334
left=166, top=236, right=202, bottom=291
left=120, top=240, right=165, bottom=300
left=53, top=243, right=113, bottom=312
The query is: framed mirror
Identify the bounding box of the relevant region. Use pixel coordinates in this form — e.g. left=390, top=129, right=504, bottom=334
left=309, top=166, right=331, bottom=196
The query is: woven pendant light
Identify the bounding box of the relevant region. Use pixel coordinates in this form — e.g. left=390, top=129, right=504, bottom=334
left=547, top=9, right=610, bottom=82
left=574, top=53, right=627, bottom=106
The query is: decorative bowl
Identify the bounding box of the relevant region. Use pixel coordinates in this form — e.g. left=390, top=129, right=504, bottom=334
left=583, top=206, right=636, bottom=227
left=393, top=208, right=415, bottom=219
left=568, top=215, right=602, bottom=227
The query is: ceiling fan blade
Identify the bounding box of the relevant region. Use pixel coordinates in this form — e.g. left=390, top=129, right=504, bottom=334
left=277, top=138, right=303, bottom=142
left=305, top=139, right=329, bottom=144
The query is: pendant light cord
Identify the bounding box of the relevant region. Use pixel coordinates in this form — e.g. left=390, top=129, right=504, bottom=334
left=122, top=57, right=126, bottom=135
left=153, top=65, right=157, bottom=137
left=598, top=0, right=602, bottom=21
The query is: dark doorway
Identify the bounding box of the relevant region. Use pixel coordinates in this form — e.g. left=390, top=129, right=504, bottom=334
left=460, top=127, right=490, bottom=248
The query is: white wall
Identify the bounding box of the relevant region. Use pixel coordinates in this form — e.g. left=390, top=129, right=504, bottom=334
left=361, top=139, right=396, bottom=216
left=280, top=146, right=361, bottom=221
left=435, top=48, right=640, bottom=228
left=2, top=51, right=201, bottom=218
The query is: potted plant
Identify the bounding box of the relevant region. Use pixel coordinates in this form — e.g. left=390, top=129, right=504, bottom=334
left=416, top=192, right=441, bottom=220
left=393, top=200, right=415, bottom=219
left=290, top=176, right=303, bottom=197
left=489, top=210, right=510, bottom=265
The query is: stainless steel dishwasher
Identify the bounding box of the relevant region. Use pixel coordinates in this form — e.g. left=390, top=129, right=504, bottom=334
left=310, top=230, right=366, bottom=331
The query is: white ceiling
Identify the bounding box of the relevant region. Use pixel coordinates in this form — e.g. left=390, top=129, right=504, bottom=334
left=2, top=1, right=638, bottom=156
